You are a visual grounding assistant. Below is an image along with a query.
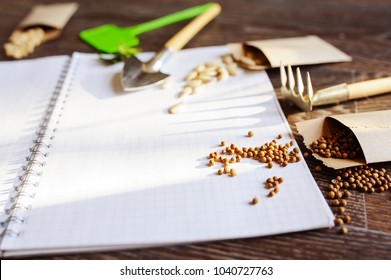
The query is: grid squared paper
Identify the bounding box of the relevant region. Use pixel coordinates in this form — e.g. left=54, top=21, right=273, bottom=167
left=0, top=46, right=334, bottom=256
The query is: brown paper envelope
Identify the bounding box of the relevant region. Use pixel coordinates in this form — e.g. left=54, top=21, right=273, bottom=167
left=296, top=110, right=391, bottom=169
left=17, top=2, right=79, bottom=41
left=228, top=35, right=352, bottom=70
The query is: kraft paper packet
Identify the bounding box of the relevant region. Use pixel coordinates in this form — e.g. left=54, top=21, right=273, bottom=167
left=15, top=2, right=79, bottom=42
left=228, top=35, right=352, bottom=70
left=296, top=110, right=391, bottom=169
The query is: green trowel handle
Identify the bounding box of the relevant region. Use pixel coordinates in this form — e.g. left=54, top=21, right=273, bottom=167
left=126, top=2, right=214, bottom=35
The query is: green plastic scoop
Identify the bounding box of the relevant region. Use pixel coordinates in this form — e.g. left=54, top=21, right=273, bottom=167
left=79, top=3, right=214, bottom=54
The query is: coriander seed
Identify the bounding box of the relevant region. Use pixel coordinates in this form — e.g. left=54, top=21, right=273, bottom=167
left=339, top=227, right=348, bottom=234
left=335, top=218, right=344, bottom=226
left=340, top=199, right=348, bottom=207
left=343, top=215, right=351, bottom=223
left=337, top=207, right=345, bottom=214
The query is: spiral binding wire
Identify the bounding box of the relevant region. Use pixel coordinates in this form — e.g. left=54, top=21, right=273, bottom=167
left=0, top=57, right=74, bottom=239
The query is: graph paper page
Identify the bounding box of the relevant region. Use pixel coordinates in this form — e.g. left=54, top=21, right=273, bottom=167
left=1, top=46, right=334, bottom=255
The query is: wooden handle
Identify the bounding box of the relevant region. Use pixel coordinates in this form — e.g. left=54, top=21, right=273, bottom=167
left=164, top=3, right=221, bottom=51
left=348, top=76, right=391, bottom=100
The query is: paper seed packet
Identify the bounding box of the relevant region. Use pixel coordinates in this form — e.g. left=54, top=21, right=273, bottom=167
left=296, top=110, right=391, bottom=169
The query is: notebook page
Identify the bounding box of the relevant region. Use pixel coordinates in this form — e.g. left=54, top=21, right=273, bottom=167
left=0, top=56, right=69, bottom=216
left=1, top=47, right=334, bottom=254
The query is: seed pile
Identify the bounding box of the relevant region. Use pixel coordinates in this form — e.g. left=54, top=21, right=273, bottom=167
left=208, top=138, right=301, bottom=175
left=207, top=132, right=302, bottom=203
left=310, top=129, right=363, bottom=159
left=168, top=55, right=239, bottom=114
left=327, top=165, right=390, bottom=234
left=179, top=54, right=239, bottom=98
left=4, top=28, right=45, bottom=59
left=331, top=165, right=390, bottom=194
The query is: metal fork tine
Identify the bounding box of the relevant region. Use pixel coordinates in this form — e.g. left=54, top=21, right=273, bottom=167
left=306, top=72, right=313, bottom=102
left=280, top=62, right=287, bottom=88
left=296, top=67, right=304, bottom=99
left=280, top=62, right=312, bottom=111
left=287, top=65, right=295, bottom=92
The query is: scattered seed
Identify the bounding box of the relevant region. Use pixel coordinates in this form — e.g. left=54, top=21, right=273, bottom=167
left=315, top=165, right=322, bottom=172
left=337, top=207, right=345, bottom=214
left=217, top=169, right=223, bottom=175
left=268, top=191, right=275, bottom=197
left=168, top=102, right=185, bottom=114
left=185, top=70, right=199, bottom=81
left=340, top=199, right=348, bottom=207
left=247, top=131, right=254, bottom=137
left=178, top=86, right=193, bottom=98
left=266, top=182, right=274, bottom=189
left=226, top=65, right=238, bottom=76
left=335, top=218, right=344, bottom=226
left=343, top=215, right=351, bottom=223
left=222, top=55, right=234, bottom=64
left=250, top=197, right=259, bottom=205
left=339, top=226, right=348, bottom=234
left=343, top=190, right=351, bottom=198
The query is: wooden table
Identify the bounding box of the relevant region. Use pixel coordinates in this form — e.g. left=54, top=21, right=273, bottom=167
left=1, top=0, right=390, bottom=259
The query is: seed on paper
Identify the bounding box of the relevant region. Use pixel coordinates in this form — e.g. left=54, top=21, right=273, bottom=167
left=168, top=102, right=185, bottom=114
left=250, top=197, right=259, bottom=205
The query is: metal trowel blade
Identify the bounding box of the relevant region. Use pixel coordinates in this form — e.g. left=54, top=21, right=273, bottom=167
left=121, top=56, right=169, bottom=91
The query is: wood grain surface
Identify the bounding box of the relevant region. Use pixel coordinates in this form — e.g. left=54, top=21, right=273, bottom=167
left=1, top=0, right=390, bottom=259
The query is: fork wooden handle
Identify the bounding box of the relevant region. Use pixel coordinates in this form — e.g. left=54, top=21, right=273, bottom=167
left=348, top=77, right=391, bottom=100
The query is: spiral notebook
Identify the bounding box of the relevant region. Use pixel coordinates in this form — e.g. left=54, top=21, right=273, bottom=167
left=0, top=46, right=334, bottom=257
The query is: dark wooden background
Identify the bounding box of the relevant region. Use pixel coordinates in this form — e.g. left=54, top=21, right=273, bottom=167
left=1, top=0, right=390, bottom=259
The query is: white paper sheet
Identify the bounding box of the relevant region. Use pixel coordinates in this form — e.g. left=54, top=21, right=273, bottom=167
left=0, top=46, right=334, bottom=256
left=0, top=56, right=68, bottom=215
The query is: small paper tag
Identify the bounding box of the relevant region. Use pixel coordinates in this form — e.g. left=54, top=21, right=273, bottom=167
left=228, top=35, right=352, bottom=70
left=296, top=110, right=391, bottom=169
